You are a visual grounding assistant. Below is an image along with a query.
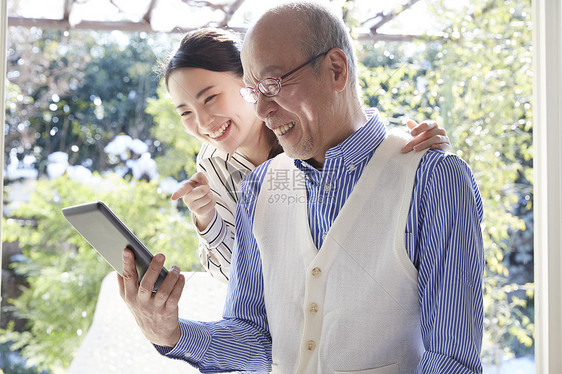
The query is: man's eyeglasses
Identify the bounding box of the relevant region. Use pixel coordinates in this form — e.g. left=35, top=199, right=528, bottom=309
left=240, top=49, right=331, bottom=104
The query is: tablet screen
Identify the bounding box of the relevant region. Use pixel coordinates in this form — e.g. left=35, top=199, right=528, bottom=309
left=62, top=201, right=167, bottom=292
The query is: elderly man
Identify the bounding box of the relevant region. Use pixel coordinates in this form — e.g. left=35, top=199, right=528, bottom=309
left=119, top=2, right=484, bottom=373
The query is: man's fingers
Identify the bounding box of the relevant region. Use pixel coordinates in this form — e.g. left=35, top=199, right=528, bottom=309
left=117, top=272, right=125, bottom=299
left=138, top=253, right=166, bottom=301
left=121, top=248, right=139, bottom=300
left=153, top=265, right=182, bottom=309
left=166, top=273, right=186, bottom=313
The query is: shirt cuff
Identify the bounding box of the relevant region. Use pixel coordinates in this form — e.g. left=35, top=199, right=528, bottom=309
left=153, top=344, right=173, bottom=355
left=194, top=210, right=227, bottom=248
left=418, top=350, right=481, bottom=373
left=155, top=319, right=213, bottom=363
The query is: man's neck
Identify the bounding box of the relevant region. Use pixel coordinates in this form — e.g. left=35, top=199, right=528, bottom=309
left=309, top=102, right=368, bottom=169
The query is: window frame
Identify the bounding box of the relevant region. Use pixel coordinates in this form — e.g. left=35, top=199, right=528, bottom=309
left=532, top=0, right=562, bottom=372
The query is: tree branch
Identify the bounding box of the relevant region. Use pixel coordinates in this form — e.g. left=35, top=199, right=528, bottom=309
left=142, top=0, right=159, bottom=25
left=63, top=0, right=74, bottom=22
left=180, top=0, right=226, bottom=11
left=219, top=0, right=246, bottom=27
left=365, top=0, right=423, bottom=34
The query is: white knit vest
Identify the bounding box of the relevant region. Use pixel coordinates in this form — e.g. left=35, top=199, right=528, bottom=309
left=253, top=130, right=426, bottom=374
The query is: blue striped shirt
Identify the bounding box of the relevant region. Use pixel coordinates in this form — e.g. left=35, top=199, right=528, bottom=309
left=163, top=109, right=485, bottom=373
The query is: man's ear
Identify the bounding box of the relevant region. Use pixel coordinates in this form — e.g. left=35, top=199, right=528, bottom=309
left=325, top=48, right=348, bottom=92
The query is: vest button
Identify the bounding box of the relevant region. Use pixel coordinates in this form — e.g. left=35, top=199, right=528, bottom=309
left=306, top=340, right=316, bottom=351
left=311, top=267, right=322, bottom=278
left=309, top=303, right=319, bottom=313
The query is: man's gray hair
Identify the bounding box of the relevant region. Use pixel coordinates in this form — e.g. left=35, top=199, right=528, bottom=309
left=268, top=1, right=359, bottom=97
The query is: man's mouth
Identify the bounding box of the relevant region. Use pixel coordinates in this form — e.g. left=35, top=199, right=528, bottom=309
left=273, top=121, right=295, bottom=136
left=208, top=121, right=231, bottom=139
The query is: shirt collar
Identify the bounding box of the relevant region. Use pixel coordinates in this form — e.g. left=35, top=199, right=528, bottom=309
left=295, top=108, right=387, bottom=171
left=198, top=142, right=241, bottom=163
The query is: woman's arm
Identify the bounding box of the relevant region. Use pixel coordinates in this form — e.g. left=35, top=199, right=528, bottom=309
left=193, top=208, right=233, bottom=283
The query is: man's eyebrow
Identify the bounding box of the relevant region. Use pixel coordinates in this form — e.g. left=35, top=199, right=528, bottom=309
left=261, top=65, right=284, bottom=77
left=244, top=66, right=285, bottom=85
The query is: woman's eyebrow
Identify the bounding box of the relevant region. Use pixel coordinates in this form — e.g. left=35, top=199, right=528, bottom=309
left=174, top=85, right=215, bottom=110
left=195, top=86, right=214, bottom=100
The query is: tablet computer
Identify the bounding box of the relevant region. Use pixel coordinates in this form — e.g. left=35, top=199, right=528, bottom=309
left=62, top=201, right=167, bottom=292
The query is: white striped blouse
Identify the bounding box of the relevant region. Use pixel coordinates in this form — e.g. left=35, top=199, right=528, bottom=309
left=193, top=142, right=255, bottom=283
left=162, top=109, right=485, bottom=373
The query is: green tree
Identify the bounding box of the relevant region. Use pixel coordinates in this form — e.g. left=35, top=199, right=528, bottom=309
left=429, top=0, right=534, bottom=363
left=3, top=27, right=205, bottom=372
left=6, top=29, right=163, bottom=175
left=146, top=82, right=201, bottom=181
left=6, top=28, right=93, bottom=174
left=357, top=0, right=534, bottom=365
left=1, top=174, right=199, bottom=372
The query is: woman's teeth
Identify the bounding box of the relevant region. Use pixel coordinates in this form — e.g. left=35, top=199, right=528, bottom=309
left=209, top=121, right=230, bottom=139
left=274, top=122, right=295, bottom=136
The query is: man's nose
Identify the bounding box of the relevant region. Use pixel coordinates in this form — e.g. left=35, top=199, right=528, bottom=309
left=254, top=94, right=276, bottom=121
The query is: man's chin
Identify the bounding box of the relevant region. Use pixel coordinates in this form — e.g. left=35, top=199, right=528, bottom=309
left=279, top=138, right=314, bottom=161
left=280, top=146, right=302, bottom=160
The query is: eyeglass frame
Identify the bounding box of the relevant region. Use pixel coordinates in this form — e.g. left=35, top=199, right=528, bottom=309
left=240, top=49, right=332, bottom=104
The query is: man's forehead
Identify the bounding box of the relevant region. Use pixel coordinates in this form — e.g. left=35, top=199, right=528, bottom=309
left=241, top=42, right=293, bottom=83
left=241, top=10, right=304, bottom=81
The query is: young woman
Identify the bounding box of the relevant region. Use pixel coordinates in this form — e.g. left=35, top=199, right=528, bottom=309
left=163, top=28, right=451, bottom=283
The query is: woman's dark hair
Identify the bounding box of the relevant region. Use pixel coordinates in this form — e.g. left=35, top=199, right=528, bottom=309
left=162, top=28, right=243, bottom=88
left=160, top=27, right=284, bottom=159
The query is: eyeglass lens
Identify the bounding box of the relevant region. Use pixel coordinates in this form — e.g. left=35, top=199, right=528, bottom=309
left=240, top=49, right=331, bottom=103
left=258, top=79, right=281, bottom=97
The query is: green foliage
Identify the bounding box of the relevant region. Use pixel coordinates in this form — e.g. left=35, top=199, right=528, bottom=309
left=1, top=175, right=199, bottom=372
left=4, top=28, right=205, bottom=373
left=428, top=0, right=534, bottom=363
left=357, top=0, right=534, bottom=363
left=0, top=342, right=45, bottom=374
left=146, top=82, right=201, bottom=180
left=358, top=42, right=441, bottom=127
left=6, top=29, right=162, bottom=174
